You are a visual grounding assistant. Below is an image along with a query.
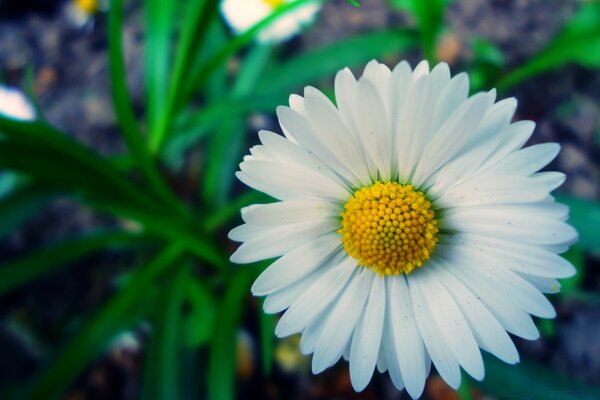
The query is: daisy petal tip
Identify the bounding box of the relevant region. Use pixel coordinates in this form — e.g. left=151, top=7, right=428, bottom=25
left=349, top=375, right=369, bottom=393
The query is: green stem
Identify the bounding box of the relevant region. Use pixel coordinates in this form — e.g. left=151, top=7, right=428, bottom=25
left=109, top=0, right=187, bottom=216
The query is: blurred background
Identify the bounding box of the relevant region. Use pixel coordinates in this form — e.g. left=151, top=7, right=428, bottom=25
left=0, top=0, right=599, bottom=399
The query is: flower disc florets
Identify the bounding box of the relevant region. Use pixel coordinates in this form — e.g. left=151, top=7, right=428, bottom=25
left=339, top=181, right=438, bottom=275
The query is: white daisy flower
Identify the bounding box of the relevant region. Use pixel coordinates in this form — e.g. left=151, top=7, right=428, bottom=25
left=0, top=85, right=35, bottom=121
left=220, top=0, right=321, bottom=43
left=229, top=60, right=578, bottom=398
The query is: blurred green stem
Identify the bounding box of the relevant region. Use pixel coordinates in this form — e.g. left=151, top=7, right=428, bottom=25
left=149, top=0, right=219, bottom=153
left=109, top=0, right=187, bottom=216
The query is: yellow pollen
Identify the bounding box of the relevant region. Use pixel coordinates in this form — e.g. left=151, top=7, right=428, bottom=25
left=339, top=181, right=439, bottom=276
left=74, top=0, right=99, bottom=14
left=262, top=0, right=285, bottom=8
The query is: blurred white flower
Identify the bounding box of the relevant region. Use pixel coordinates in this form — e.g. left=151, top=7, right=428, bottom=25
left=220, top=0, right=321, bottom=43
left=230, top=60, right=578, bottom=397
left=0, top=86, right=35, bottom=121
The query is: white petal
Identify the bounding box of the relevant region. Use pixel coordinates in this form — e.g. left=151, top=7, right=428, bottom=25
left=263, top=265, right=324, bottom=313
left=312, top=269, right=374, bottom=374
left=410, top=270, right=485, bottom=381
left=275, top=255, right=356, bottom=337
left=251, top=233, right=340, bottom=295
left=412, top=92, right=493, bottom=186
left=430, top=261, right=519, bottom=364
left=240, top=159, right=350, bottom=201
left=300, top=303, right=333, bottom=355
left=388, top=276, right=428, bottom=398
left=303, top=87, right=370, bottom=185
left=276, top=106, right=358, bottom=183
left=484, top=143, right=560, bottom=176
left=442, top=208, right=578, bottom=246
left=444, top=233, right=575, bottom=278
left=355, top=78, right=392, bottom=181
left=439, top=253, right=540, bottom=340
left=395, top=75, right=432, bottom=179
left=441, top=245, right=556, bottom=318
left=438, top=175, right=560, bottom=208
left=349, top=275, right=385, bottom=392
left=408, top=274, right=462, bottom=389
left=258, top=130, right=349, bottom=186
left=241, top=199, right=338, bottom=226
left=230, top=219, right=339, bottom=263
left=430, top=72, right=469, bottom=134
left=382, top=313, right=405, bottom=390
left=362, top=60, right=393, bottom=115
left=515, top=272, right=562, bottom=294
left=478, top=120, right=535, bottom=171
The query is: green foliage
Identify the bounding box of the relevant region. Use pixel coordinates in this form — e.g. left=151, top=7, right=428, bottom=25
left=474, top=355, right=600, bottom=400
left=497, top=2, right=600, bottom=90
left=390, top=0, right=452, bottom=63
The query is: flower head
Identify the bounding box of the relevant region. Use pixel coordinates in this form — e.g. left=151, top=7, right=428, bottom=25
left=0, top=86, right=35, bottom=121
left=220, top=0, right=321, bottom=43
left=229, top=60, right=577, bottom=398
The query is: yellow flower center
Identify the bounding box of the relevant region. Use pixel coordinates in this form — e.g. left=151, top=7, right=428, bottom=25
left=75, top=0, right=99, bottom=14
left=339, top=181, right=439, bottom=276
left=262, top=0, right=285, bottom=8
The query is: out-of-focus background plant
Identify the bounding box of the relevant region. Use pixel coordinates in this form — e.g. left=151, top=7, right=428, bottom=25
left=0, top=0, right=599, bottom=399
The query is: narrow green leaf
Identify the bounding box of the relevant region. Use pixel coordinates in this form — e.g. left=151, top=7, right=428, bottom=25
left=150, top=0, right=220, bottom=152
left=559, top=247, right=585, bottom=295
left=410, top=0, right=450, bottom=63
left=259, top=298, right=276, bottom=375
left=145, top=0, right=175, bottom=134
left=474, top=355, right=600, bottom=400
left=497, top=3, right=600, bottom=90
left=0, top=117, right=162, bottom=211
left=141, top=263, right=188, bottom=400
left=203, top=46, right=272, bottom=208
left=183, top=278, right=216, bottom=348
left=207, top=267, right=255, bottom=400
left=24, top=244, right=186, bottom=400
left=83, top=199, right=226, bottom=266
left=109, top=0, right=183, bottom=213
left=0, top=231, right=146, bottom=296
left=0, top=181, right=54, bottom=240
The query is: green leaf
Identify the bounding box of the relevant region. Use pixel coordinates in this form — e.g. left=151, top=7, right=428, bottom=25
left=556, top=194, right=600, bottom=252
left=497, top=3, right=600, bottom=90
left=559, top=246, right=584, bottom=295
left=145, top=0, right=175, bottom=135
left=183, top=278, right=216, bottom=348
left=390, top=0, right=450, bottom=63
left=0, top=230, right=147, bottom=296
left=207, top=267, right=255, bottom=400
left=474, top=354, right=600, bottom=400
left=150, top=0, right=219, bottom=152
left=0, top=180, right=54, bottom=240
left=254, top=29, right=418, bottom=100
left=469, top=38, right=506, bottom=92
left=109, top=0, right=183, bottom=213
left=24, top=244, right=186, bottom=400
left=0, top=117, right=161, bottom=211
left=411, top=0, right=451, bottom=63
left=259, top=298, right=276, bottom=375
left=141, top=263, right=188, bottom=400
